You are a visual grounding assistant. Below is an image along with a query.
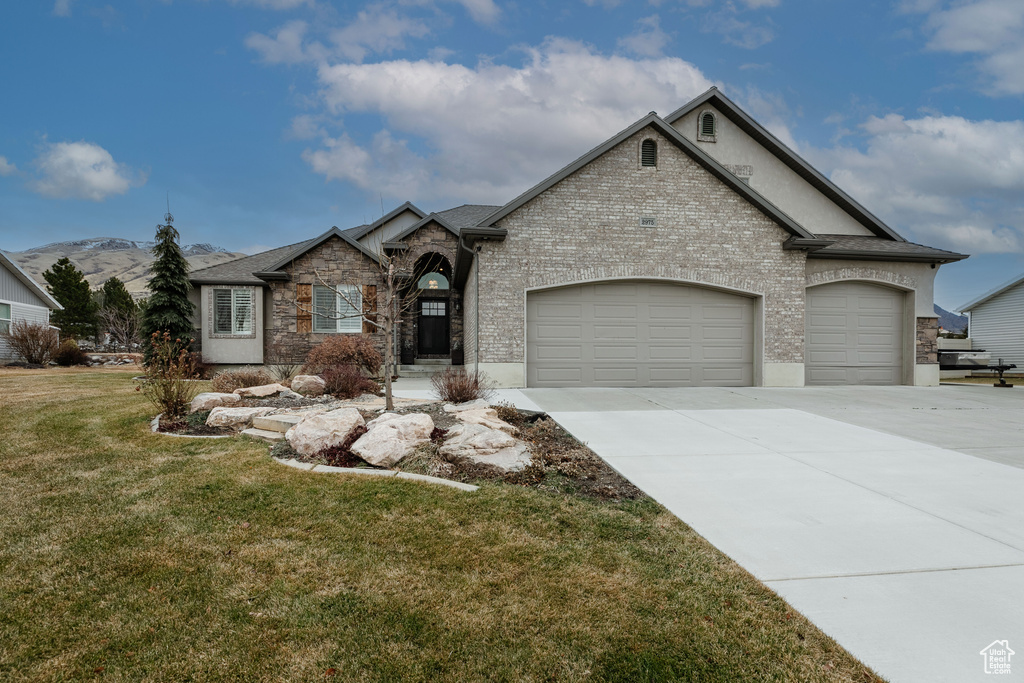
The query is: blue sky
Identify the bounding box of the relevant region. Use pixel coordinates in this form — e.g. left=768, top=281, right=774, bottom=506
left=1, top=0, right=1023, bottom=310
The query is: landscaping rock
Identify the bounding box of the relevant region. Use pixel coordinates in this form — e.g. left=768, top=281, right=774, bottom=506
left=291, top=374, right=326, bottom=397
left=233, top=383, right=290, bottom=398
left=456, top=408, right=516, bottom=433
left=439, top=423, right=532, bottom=472
left=279, top=389, right=304, bottom=400
left=190, top=392, right=241, bottom=413
left=206, top=406, right=276, bottom=430
left=442, top=399, right=490, bottom=413
left=285, top=407, right=365, bottom=456
left=351, top=412, right=435, bottom=467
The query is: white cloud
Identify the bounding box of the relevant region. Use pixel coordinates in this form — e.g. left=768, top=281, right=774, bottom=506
left=302, top=38, right=714, bottom=202
left=31, top=141, right=145, bottom=201
left=0, top=156, right=17, bottom=176
left=330, top=6, right=431, bottom=62
left=701, top=3, right=775, bottom=49
left=227, top=0, right=313, bottom=9
left=740, top=0, right=779, bottom=7
left=910, top=0, right=1024, bottom=95
left=53, top=0, right=74, bottom=17
left=813, top=113, right=1024, bottom=253
left=617, top=15, right=671, bottom=58
left=246, top=20, right=320, bottom=64
left=451, top=0, right=500, bottom=24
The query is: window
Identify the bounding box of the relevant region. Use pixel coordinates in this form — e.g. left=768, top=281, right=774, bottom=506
left=421, top=301, right=446, bottom=316
left=417, top=272, right=449, bottom=290
left=313, top=284, right=362, bottom=333
left=699, top=111, right=716, bottom=139
left=0, top=303, right=10, bottom=334
left=641, top=139, right=657, bottom=167
left=213, top=288, right=254, bottom=335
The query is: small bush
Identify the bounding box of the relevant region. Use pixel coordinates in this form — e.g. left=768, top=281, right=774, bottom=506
left=321, top=364, right=380, bottom=399
left=265, top=341, right=303, bottom=382
left=138, top=331, right=202, bottom=418
left=54, top=339, right=89, bottom=366
left=316, top=425, right=369, bottom=467
left=1, top=320, right=60, bottom=365
left=210, top=366, right=272, bottom=393
left=185, top=352, right=214, bottom=380
left=430, top=367, right=495, bottom=403
left=303, top=335, right=382, bottom=376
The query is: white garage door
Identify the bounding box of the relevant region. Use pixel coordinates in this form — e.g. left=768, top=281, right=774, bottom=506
left=805, top=281, right=905, bottom=385
left=526, top=281, right=755, bottom=388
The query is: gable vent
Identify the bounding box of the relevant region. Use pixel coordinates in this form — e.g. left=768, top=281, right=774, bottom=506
left=641, top=139, right=657, bottom=167
left=700, top=112, right=716, bottom=138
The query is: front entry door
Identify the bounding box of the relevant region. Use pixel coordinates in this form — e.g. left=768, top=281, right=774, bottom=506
left=418, top=299, right=449, bottom=355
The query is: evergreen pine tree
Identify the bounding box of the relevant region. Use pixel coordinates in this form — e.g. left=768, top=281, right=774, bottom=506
left=43, top=257, right=99, bottom=339
left=101, top=276, right=137, bottom=315
left=141, top=218, right=195, bottom=349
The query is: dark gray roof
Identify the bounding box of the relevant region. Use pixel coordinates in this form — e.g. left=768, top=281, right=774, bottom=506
left=809, top=235, right=968, bottom=263
left=344, top=201, right=426, bottom=241
left=435, top=204, right=502, bottom=231
left=666, top=88, right=905, bottom=242
left=189, top=239, right=314, bottom=285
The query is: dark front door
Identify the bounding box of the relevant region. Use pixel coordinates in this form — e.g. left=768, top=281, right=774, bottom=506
left=418, top=299, right=450, bottom=355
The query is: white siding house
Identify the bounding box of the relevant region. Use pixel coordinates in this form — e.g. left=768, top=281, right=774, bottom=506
left=0, top=250, right=62, bottom=362
left=960, top=273, right=1024, bottom=369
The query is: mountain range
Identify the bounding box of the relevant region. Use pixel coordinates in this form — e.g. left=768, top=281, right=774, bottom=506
left=4, top=237, right=246, bottom=296
left=935, top=304, right=968, bottom=333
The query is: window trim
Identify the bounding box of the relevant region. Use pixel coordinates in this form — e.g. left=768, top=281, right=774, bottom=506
left=0, top=302, right=10, bottom=335
left=312, top=284, right=363, bottom=334
left=698, top=109, right=717, bottom=142
left=207, top=286, right=257, bottom=339
left=640, top=138, right=658, bottom=168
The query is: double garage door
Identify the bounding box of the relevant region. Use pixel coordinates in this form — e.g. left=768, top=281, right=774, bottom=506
left=527, top=281, right=755, bottom=388
left=526, top=279, right=906, bottom=388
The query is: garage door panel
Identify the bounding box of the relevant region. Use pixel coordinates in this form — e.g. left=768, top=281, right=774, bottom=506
left=805, top=282, right=903, bottom=386
left=527, top=281, right=754, bottom=388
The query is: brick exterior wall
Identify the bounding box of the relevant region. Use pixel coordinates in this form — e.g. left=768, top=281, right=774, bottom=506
left=265, top=227, right=463, bottom=366
left=480, top=127, right=808, bottom=366
left=395, top=223, right=462, bottom=362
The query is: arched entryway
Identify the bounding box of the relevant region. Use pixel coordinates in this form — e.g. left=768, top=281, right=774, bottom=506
left=401, top=253, right=460, bottom=364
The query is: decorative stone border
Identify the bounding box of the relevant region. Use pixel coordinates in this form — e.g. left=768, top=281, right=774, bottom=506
left=150, top=414, right=233, bottom=439
left=273, top=457, right=479, bottom=492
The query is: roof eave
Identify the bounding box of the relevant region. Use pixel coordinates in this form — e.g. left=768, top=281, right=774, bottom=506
left=807, top=250, right=968, bottom=264
left=959, top=272, right=1024, bottom=311
left=453, top=227, right=508, bottom=289
left=0, top=251, right=63, bottom=310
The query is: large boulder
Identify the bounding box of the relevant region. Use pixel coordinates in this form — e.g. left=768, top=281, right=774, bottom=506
left=190, top=392, right=241, bottom=413
left=351, top=412, right=435, bottom=467
left=285, top=407, right=365, bottom=456
left=456, top=408, right=516, bottom=434
left=440, top=423, right=532, bottom=472
left=233, top=383, right=290, bottom=398
left=206, top=406, right=276, bottom=430
left=442, top=399, right=491, bottom=413
left=291, top=375, right=326, bottom=397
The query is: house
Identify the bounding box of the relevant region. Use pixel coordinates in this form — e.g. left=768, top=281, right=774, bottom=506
left=959, top=271, right=1024, bottom=369
left=0, top=250, right=62, bottom=361
left=189, top=87, right=967, bottom=388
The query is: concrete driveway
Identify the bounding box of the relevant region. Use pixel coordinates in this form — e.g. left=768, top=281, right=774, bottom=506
left=513, top=385, right=1024, bottom=683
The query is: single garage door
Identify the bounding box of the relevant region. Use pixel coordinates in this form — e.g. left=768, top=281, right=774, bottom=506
left=805, top=281, right=904, bottom=385
left=526, top=281, right=754, bottom=388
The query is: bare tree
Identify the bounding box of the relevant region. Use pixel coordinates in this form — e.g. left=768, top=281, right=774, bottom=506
left=300, top=244, right=433, bottom=410
left=99, top=307, right=141, bottom=351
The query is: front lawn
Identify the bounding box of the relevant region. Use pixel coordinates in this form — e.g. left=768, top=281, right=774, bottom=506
left=0, top=369, right=882, bottom=682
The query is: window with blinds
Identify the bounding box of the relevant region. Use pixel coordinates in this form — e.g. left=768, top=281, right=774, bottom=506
left=213, top=288, right=253, bottom=335
left=313, top=285, right=361, bottom=333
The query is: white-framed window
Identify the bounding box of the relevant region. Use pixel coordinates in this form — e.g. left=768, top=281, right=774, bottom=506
left=0, top=302, right=10, bottom=334
left=213, top=288, right=254, bottom=335
left=313, top=284, right=362, bottom=333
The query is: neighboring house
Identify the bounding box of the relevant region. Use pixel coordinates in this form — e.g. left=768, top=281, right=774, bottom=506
left=189, top=87, right=967, bottom=388
left=0, top=250, right=62, bottom=361
left=959, top=271, right=1024, bottom=369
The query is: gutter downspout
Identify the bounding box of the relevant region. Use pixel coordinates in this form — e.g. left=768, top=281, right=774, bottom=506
left=475, top=244, right=482, bottom=372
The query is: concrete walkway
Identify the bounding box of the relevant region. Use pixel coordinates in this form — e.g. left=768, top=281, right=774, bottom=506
left=392, top=383, right=1024, bottom=683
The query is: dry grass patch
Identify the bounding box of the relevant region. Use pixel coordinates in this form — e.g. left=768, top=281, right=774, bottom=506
left=0, top=369, right=883, bottom=682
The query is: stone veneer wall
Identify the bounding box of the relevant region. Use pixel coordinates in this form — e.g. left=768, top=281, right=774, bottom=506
left=916, top=317, right=939, bottom=364
left=395, top=223, right=463, bottom=360
left=479, top=127, right=808, bottom=368
left=266, top=236, right=387, bottom=364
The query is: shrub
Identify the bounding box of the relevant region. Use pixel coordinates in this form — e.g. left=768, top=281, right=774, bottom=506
left=316, top=425, right=369, bottom=467
left=493, top=401, right=524, bottom=428
left=321, top=364, right=380, bottom=399
left=303, top=335, right=382, bottom=376
left=210, top=366, right=272, bottom=393
left=1, top=320, right=60, bottom=365
left=184, top=352, right=214, bottom=380
left=265, top=341, right=303, bottom=382
left=430, top=367, right=495, bottom=404
left=138, top=331, right=202, bottom=418
left=54, top=339, right=89, bottom=366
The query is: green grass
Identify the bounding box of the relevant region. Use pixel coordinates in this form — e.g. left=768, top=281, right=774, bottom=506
left=0, top=369, right=882, bottom=682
